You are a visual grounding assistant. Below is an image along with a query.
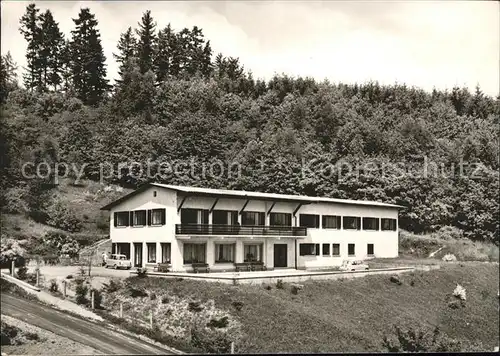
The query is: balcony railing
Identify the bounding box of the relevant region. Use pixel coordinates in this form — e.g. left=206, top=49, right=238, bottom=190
left=175, top=224, right=307, bottom=237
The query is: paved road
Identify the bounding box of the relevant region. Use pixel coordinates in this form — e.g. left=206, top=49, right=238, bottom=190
left=1, top=293, right=174, bottom=355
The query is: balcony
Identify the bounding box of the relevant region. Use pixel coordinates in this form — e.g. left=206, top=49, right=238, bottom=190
left=175, top=224, right=307, bottom=237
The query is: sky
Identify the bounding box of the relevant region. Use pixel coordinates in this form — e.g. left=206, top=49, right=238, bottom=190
left=1, top=0, right=499, bottom=96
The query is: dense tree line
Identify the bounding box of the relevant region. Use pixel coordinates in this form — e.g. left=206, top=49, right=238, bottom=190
left=1, top=3, right=498, bottom=243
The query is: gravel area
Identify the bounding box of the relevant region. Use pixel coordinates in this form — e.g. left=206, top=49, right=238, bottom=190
left=1, top=314, right=101, bottom=355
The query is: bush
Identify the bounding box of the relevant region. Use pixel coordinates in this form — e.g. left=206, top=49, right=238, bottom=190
left=276, top=279, right=284, bottom=289
left=188, top=301, right=204, bottom=313
left=75, top=283, right=89, bottom=305
left=232, top=301, right=244, bottom=311
left=128, top=287, right=148, bottom=298
left=432, top=226, right=463, bottom=240
left=382, top=324, right=482, bottom=352
left=264, top=284, right=272, bottom=290
left=66, top=274, right=73, bottom=279
left=136, top=267, right=148, bottom=278
left=49, top=279, right=59, bottom=293
left=16, top=266, right=28, bottom=281
left=45, top=198, right=83, bottom=233
left=1, top=321, right=20, bottom=345
left=3, top=187, right=29, bottom=214
left=390, top=275, right=402, bottom=285
left=102, top=279, right=122, bottom=293
left=91, top=288, right=103, bottom=309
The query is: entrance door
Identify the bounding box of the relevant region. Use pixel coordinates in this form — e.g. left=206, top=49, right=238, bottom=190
left=133, top=243, right=143, bottom=267
left=273, top=244, right=288, bottom=268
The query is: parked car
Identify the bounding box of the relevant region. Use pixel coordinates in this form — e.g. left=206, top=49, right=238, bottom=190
left=105, top=254, right=132, bottom=269
left=339, top=260, right=369, bottom=271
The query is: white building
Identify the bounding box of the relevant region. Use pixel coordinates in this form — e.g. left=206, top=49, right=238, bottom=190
left=101, top=183, right=402, bottom=272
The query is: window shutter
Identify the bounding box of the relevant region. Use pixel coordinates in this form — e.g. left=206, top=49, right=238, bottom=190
left=113, top=212, right=117, bottom=227
left=258, top=212, right=265, bottom=226
left=147, top=210, right=152, bottom=226
left=315, top=244, right=320, bottom=256
left=129, top=211, right=134, bottom=227
left=315, top=215, right=319, bottom=228
left=161, top=209, right=166, bottom=225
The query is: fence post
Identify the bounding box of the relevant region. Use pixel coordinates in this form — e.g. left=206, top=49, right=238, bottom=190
left=63, top=280, right=67, bottom=297
left=11, top=260, right=15, bottom=277
left=36, top=269, right=39, bottom=287
left=149, top=310, right=153, bottom=328
left=231, top=341, right=235, bottom=354
left=91, top=290, right=95, bottom=309
left=120, top=303, right=123, bottom=318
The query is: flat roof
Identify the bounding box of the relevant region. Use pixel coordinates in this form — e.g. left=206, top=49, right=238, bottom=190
left=101, top=183, right=405, bottom=210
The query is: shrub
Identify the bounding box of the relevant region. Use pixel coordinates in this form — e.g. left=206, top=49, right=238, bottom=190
left=207, top=316, right=229, bottom=328
left=66, top=274, right=73, bottom=279
left=45, top=198, right=83, bottom=233
left=291, top=285, right=299, bottom=295
left=1, top=321, right=20, bottom=345
left=191, top=324, right=235, bottom=354
left=432, top=226, right=463, bottom=240
left=390, top=275, right=402, bottom=285
left=16, top=266, right=28, bottom=281
left=136, top=267, right=148, bottom=278
left=161, top=296, right=170, bottom=304
left=3, top=187, right=29, bottom=214
left=382, top=324, right=482, bottom=352
left=42, top=231, right=80, bottom=258
left=453, top=284, right=467, bottom=301
left=264, top=284, right=272, bottom=290
left=75, top=283, right=89, bottom=305
left=49, top=279, right=59, bottom=293
left=188, top=301, right=204, bottom=313
left=150, top=292, right=157, bottom=300
left=102, top=279, right=122, bottom=293
left=128, top=287, right=148, bottom=298
left=276, top=279, right=284, bottom=289
left=232, top=301, right=244, bottom=311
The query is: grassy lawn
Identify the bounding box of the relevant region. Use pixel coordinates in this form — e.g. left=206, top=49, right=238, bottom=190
left=106, top=262, right=499, bottom=353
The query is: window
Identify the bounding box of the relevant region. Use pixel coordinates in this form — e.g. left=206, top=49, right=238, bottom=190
left=183, top=243, right=206, bottom=264
left=363, top=217, right=380, bottom=231
left=147, top=243, right=156, bottom=263
left=332, top=243, right=340, bottom=256
left=299, top=243, right=320, bottom=256
left=381, top=218, right=397, bottom=231
left=367, top=244, right=374, bottom=256
left=213, top=210, right=238, bottom=225
left=131, top=210, right=146, bottom=226
left=242, top=212, right=265, bottom=226
left=299, top=214, right=320, bottom=228
left=181, top=209, right=209, bottom=224
left=149, top=208, right=165, bottom=225
left=244, top=244, right=263, bottom=262
left=322, top=243, right=330, bottom=256
left=348, top=243, right=355, bottom=256
left=161, top=243, right=171, bottom=263
left=215, top=244, right=235, bottom=263
left=270, top=213, right=292, bottom=226
left=322, top=215, right=341, bottom=229
left=343, top=216, right=361, bottom=230
left=114, top=211, right=129, bottom=227
left=153, top=191, right=157, bottom=197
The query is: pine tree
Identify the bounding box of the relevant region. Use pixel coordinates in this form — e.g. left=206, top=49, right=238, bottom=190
left=0, top=52, right=18, bottom=104
left=154, top=24, right=174, bottom=83
left=113, top=27, right=137, bottom=87
left=200, top=41, right=213, bottom=77
left=39, top=9, right=65, bottom=91
left=19, top=3, right=42, bottom=91
left=60, top=39, right=73, bottom=92
left=135, top=10, right=157, bottom=74
left=70, top=8, right=109, bottom=106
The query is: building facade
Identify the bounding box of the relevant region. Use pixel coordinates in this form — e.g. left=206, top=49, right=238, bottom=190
left=101, top=184, right=401, bottom=272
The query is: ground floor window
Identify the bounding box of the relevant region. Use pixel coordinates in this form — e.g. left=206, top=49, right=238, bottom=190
left=332, top=243, right=340, bottom=256
left=367, top=243, right=374, bottom=256
left=348, top=243, right=355, bottom=256
left=147, top=243, right=156, bottom=263
left=215, top=243, right=235, bottom=263
left=116, top=243, right=130, bottom=259
left=161, top=243, right=171, bottom=263
left=183, top=243, right=206, bottom=264
left=244, top=244, right=263, bottom=262
left=299, top=243, right=320, bottom=256
left=322, top=243, right=330, bottom=256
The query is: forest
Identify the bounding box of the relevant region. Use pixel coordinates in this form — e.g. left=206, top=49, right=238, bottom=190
left=1, top=3, right=499, bottom=245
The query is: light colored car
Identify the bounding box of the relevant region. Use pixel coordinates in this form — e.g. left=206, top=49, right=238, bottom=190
left=339, top=260, right=369, bottom=271
left=105, top=254, right=132, bottom=269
